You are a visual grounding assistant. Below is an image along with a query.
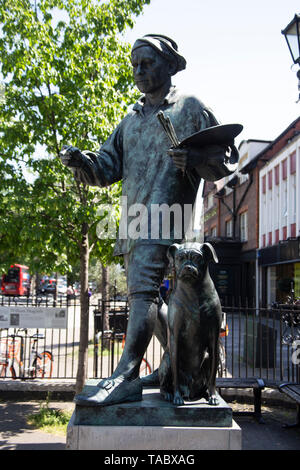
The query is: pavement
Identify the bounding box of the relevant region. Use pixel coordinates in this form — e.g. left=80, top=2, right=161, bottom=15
left=0, top=381, right=300, bottom=451
left=0, top=400, right=70, bottom=450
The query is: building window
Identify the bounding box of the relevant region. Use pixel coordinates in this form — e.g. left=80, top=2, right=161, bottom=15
left=268, top=170, right=272, bottom=190
left=282, top=180, right=288, bottom=227
left=268, top=232, right=272, bottom=245
left=275, top=229, right=279, bottom=243
left=275, top=183, right=280, bottom=230
left=225, top=219, right=232, bottom=238
left=291, top=223, right=296, bottom=237
left=207, top=193, right=214, bottom=209
left=290, top=151, right=296, bottom=174
left=282, top=159, right=287, bottom=180
left=275, top=165, right=279, bottom=185
left=262, top=175, right=266, bottom=193
left=211, top=225, right=217, bottom=237
left=240, top=211, right=248, bottom=242
left=282, top=226, right=287, bottom=240
left=262, top=234, right=266, bottom=247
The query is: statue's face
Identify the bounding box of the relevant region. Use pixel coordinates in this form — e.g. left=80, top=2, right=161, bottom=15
left=131, top=45, right=171, bottom=94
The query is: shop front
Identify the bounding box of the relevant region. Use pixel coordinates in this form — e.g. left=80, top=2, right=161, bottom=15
left=258, top=237, right=300, bottom=305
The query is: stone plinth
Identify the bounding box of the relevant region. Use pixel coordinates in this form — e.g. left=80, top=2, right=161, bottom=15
left=66, top=382, right=241, bottom=450
left=67, top=415, right=241, bottom=450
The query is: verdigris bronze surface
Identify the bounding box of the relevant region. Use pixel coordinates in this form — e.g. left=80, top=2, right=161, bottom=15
left=74, top=382, right=232, bottom=427
left=60, top=34, right=239, bottom=407
left=159, top=242, right=222, bottom=406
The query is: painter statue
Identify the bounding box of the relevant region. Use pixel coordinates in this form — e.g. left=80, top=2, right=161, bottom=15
left=60, top=34, right=242, bottom=407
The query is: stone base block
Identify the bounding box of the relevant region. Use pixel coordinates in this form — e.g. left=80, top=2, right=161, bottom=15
left=67, top=384, right=241, bottom=450
left=66, top=413, right=241, bottom=450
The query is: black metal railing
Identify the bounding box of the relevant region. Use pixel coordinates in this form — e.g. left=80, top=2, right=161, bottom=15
left=220, top=297, right=300, bottom=384
left=0, top=295, right=299, bottom=384
left=0, top=295, right=83, bottom=379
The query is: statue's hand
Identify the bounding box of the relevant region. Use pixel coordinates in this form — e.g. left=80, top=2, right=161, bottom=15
left=168, top=145, right=230, bottom=173
left=167, top=148, right=188, bottom=172
left=59, top=145, right=86, bottom=168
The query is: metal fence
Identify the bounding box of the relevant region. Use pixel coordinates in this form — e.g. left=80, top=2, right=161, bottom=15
left=0, top=295, right=164, bottom=380
left=221, top=300, right=300, bottom=384
left=0, top=295, right=299, bottom=384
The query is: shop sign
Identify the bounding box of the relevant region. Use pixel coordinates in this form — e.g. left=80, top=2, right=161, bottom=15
left=215, top=267, right=235, bottom=295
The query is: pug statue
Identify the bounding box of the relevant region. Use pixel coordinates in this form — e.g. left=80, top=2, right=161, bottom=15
left=159, top=242, right=222, bottom=406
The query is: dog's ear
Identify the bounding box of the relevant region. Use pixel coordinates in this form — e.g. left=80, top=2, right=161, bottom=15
left=167, top=243, right=180, bottom=265
left=202, top=242, right=218, bottom=263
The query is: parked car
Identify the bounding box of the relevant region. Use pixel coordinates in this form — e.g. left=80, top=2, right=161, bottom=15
left=40, top=280, right=56, bottom=295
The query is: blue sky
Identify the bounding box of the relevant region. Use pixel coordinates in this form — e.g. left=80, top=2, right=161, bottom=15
left=124, top=0, right=300, bottom=147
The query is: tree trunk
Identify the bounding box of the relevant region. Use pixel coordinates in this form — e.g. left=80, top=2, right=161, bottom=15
left=75, top=222, right=90, bottom=394
left=101, top=265, right=110, bottom=349
left=54, top=271, right=58, bottom=305
left=31, top=272, right=37, bottom=298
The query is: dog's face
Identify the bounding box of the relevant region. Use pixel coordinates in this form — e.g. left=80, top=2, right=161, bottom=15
left=168, top=242, right=218, bottom=282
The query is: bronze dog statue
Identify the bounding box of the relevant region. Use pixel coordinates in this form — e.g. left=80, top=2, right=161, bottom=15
left=159, top=242, right=222, bottom=406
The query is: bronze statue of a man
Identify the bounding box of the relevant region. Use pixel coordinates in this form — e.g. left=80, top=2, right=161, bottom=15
left=60, top=34, right=239, bottom=406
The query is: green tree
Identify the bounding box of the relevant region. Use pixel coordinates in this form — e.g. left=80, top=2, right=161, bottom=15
left=0, top=0, right=150, bottom=392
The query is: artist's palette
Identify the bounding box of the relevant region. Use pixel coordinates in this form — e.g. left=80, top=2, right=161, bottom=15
left=179, top=123, right=243, bottom=148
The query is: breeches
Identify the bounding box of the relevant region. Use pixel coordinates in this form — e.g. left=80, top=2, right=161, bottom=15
left=124, top=244, right=169, bottom=301
left=112, top=245, right=169, bottom=374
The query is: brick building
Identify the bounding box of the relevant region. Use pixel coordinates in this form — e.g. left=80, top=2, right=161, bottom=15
left=257, top=117, right=300, bottom=306
left=203, top=138, right=269, bottom=304
left=203, top=116, right=300, bottom=305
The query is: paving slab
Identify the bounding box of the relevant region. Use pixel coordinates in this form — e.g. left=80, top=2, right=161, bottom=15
left=0, top=400, right=72, bottom=450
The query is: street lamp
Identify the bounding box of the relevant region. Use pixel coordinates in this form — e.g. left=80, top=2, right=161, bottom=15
left=281, top=14, right=300, bottom=101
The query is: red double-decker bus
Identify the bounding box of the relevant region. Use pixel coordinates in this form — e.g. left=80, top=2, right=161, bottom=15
left=1, top=264, right=31, bottom=296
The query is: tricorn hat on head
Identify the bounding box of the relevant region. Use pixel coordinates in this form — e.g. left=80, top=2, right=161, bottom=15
left=132, top=34, right=186, bottom=75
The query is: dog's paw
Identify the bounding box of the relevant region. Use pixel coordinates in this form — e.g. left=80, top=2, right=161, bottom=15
left=173, top=391, right=184, bottom=406
left=208, top=394, right=219, bottom=406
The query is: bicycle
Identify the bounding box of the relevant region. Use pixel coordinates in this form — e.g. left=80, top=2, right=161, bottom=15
left=218, top=312, right=229, bottom=377
left=120, top=333, right=152, bottom=376
left=271, top=300, right=300, bottom=345
left=0, top=328, right=53, bottom=379
left=0, top=333, right=22, bottom=378
left=95, top=330, right=152, bottom=377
